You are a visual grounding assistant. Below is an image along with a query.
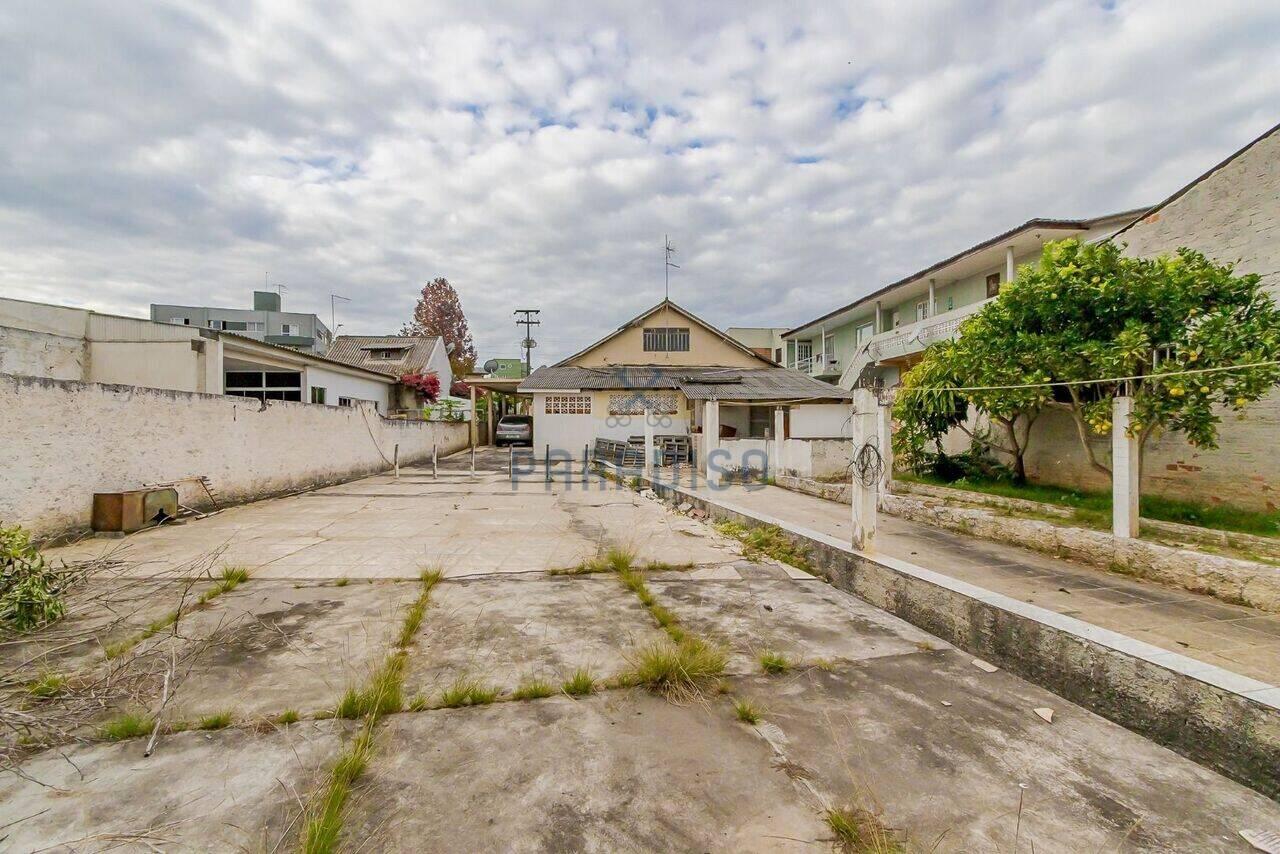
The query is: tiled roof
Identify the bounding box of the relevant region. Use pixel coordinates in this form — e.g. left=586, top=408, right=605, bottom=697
left=518, top=364, right=852, bottom=401
left=326, top=335, right=441, bottom=377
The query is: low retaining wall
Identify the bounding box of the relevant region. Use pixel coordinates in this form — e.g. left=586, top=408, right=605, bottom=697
left=0, top=373, right=469, bottom=540
left=777, top=475, right=1280, bottom=613
left=894, top=479, right=1280, bottom=560
left=642, top=473, right=1280, bottom=798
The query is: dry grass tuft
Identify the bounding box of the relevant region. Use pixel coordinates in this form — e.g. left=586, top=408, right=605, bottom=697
left=733, top=697, right=763, bottom=725
left=825, top=805, right=906, bottom=853
left=759, top=650, right=792, bottom=675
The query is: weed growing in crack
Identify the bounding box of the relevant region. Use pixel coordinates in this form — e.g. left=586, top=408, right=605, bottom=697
left=733, top=698, right=763, bottom=724
left=302, top=717, right=377, bottom=854
left=624, top=637, right=727, bottom=702
left=825, top=805, right=905, bottom=853
left=335, top=653, right=405, bottom=719
left=439, top=676, right=498, bottom=708
left=26, top=670, right=66, bottom=699
left=759, top=651, right=792, bottom=675
left=277, top=709, right=300, bottom=725
left=333, top=578, right=349, bottom=588
left=511, top=678, right=555, bottom=701
left=561, top=668, right=595, bottom=697
left=396, top=566, right=444, bottom=649
left=99, top=711, right=154, bottom=741
left=714, top=521, right=811, bottom=572
left=197, top=711, right=232, bottom=731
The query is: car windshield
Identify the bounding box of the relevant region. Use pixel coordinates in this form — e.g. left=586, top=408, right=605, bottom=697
left=499, top=417, right=532, bottom=426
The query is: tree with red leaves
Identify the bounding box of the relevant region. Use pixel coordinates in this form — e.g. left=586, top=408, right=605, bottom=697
left=401, top=277, right=478, bottom=377
left=399, top=371, right=441, bottom=402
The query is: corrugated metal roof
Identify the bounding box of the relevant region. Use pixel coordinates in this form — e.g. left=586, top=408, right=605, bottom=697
left=326, top=335, right=441, bottom=377
left=519, top=364, right=852, bottom=401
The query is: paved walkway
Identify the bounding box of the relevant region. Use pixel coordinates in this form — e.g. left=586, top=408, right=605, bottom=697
left=671, top=475, right=1280, bottom=685
left=3, top=448, right=1276, bottom=851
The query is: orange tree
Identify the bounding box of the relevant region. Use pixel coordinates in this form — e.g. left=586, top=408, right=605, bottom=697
left=894, top=239, right=1280, bottom=481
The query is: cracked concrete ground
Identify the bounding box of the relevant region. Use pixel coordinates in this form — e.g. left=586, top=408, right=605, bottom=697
left=2, top=448, right=1277, bottom=852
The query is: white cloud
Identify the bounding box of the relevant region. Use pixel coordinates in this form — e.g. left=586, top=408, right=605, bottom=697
left=0, top=0, right=1277, bottom=363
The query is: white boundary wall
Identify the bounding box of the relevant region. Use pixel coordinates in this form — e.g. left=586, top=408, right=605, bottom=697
left=0, top=373, right=469, bottom=540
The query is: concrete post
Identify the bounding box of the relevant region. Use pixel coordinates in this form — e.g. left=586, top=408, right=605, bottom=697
left=773, top=406, right=786, bottom=477
left=927, top=278, right=936, bottom=318
left=486, top=390, right=495, bottom=446
left=851, top=388, right=878, bottom=552
left=1005, top=246, right=1015, bottom=285
left=877, top=400, right=893, bottom=496
left=1112, top=396, right=1140, bottom=539
left=469, top=384, right=477, bottom=448
left=874, top=300, right=882, bottom=334
left=703, top=399, right=721, bottom=486
left=643, top=407, right=655, bottom=478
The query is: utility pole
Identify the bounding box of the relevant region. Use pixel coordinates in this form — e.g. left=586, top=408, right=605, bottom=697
left=514, top=309, right=540, bottom=377
left=664, top=235, right=679, bottom=301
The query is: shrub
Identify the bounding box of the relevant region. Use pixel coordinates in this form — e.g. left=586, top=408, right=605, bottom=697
left=0, top=523, right=69, bottom=632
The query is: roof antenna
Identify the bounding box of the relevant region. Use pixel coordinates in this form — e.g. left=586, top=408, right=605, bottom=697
left=664, top=235, right=679, bottom=301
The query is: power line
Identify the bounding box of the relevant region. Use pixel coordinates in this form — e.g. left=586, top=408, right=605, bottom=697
left=893, top=359, right=1280, bottom=395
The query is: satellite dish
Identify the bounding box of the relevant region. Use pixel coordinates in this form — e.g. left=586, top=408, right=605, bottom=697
left=482, top=359, right=499, bottom=374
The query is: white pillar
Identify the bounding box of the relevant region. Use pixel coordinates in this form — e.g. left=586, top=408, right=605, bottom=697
left=874, top=300, right=883, bottom=334
left=643, top=407, right=655, bottom=478
left=1112, top=396, right=1140, bottom=539
left=486, top=390, right=495, bottom=446
left=877, top=400, right=893, bottom=496
left=1005, top=246, right=1015, bottom=285
left=469, top=384, right=477, bottom=448
left=773, top=406, right=786, bottom=477
left=851, top=389, right=879, bottom=551
left=927, top=278, right=936, bottom=317
left=703, top=399, right=721, bottom=486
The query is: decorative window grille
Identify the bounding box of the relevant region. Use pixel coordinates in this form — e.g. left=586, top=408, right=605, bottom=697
left=545, top=394, right=591, bottom=414
left=609, top=391, right=679, bottom=415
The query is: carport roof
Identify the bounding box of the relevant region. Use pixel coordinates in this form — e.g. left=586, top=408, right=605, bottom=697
left=518, top=364, right=853, bottom=402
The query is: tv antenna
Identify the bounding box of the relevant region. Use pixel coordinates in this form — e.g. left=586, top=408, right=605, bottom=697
left=514, top=308, right=541, bottom=377
left=330, top=293, right=350, bottom=333
left=664, top=235, right=679, bottom=300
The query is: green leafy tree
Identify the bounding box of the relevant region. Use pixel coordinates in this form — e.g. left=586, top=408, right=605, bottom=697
left=895, top=239, right=1280, bottom=480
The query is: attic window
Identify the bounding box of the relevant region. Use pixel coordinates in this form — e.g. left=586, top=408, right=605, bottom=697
left=369, top=348, right=408, bottom=360
left=643, top=327, right=690, bottom=352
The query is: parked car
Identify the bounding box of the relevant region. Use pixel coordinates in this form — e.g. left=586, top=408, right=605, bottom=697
left=495, top=414, right=533, bottom=447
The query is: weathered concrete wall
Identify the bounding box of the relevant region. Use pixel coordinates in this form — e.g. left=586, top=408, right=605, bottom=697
left=644, top=475, right=1280, bottom=798
left=1020, top=401, right=1280, bottom=512
left=0, top=373, right=469, bottom=540
left=0, top=325, right=87, bottom=381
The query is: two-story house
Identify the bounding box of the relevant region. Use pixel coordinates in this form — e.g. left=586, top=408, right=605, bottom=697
left=783, top=210, right=1143, bottom=390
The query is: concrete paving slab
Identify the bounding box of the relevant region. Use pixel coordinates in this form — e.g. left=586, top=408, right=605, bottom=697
left=165, top=580, right=418, bottom=719
left=402, top=577, right=666, bottom=698
left=648, top=577, right=949, bottom=674
left=733, top=652, right=1280, bottom=853
left=340, top=695, right=828, bottom=852
left=0, top=721, right=344, bottom=852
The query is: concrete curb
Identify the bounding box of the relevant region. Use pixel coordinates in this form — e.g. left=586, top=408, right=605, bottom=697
left=640, top=473, right=1280, bottom=799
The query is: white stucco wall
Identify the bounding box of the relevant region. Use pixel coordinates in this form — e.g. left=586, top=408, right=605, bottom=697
left=0, top=373, right=469, bottom=540
left=532, top=391, right=691, bottom=454
left=304, top=364, right=392, bottom=410
left=790, top=403, right=852, bottom=438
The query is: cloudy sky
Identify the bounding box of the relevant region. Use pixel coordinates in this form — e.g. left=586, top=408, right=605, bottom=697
left=2, top=1, right=1277, bottom=365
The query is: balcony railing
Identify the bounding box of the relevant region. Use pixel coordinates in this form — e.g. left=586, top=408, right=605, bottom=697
left=794, top=354, right=840, bottom=377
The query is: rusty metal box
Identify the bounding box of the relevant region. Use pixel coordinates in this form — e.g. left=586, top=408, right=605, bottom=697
left=91, top=488, right=179, bottom=534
